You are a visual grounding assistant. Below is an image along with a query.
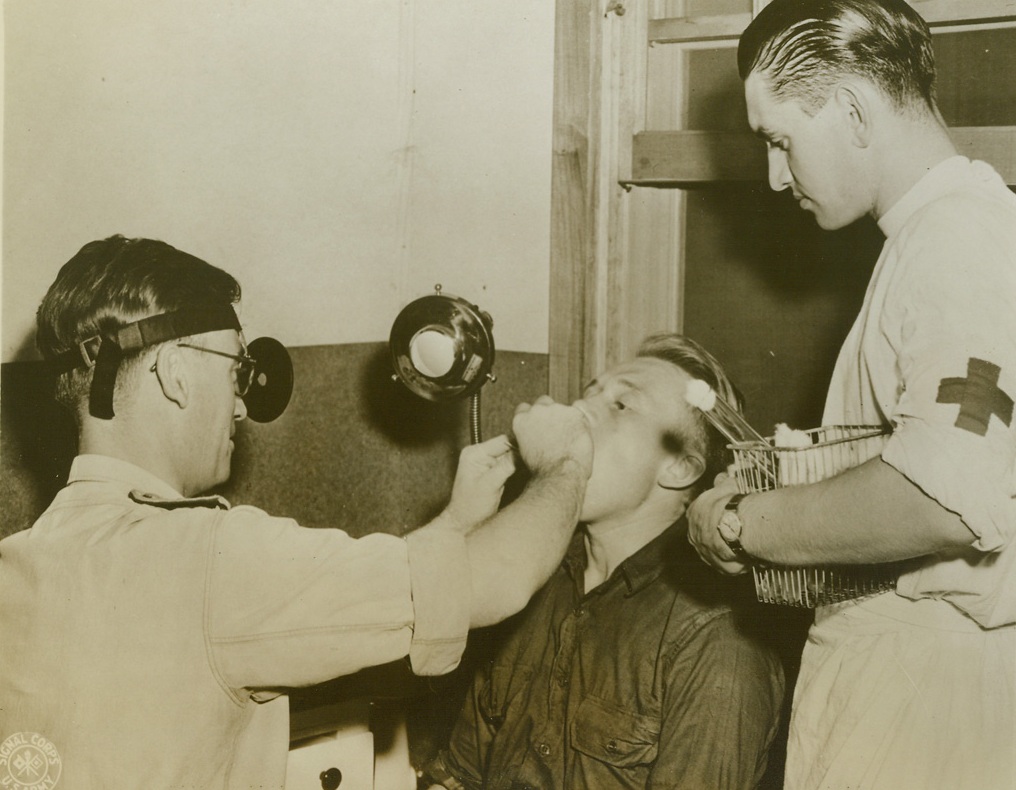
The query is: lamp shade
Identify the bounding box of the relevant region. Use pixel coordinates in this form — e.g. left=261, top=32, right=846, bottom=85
left=389, top=290, right=495, bottom=402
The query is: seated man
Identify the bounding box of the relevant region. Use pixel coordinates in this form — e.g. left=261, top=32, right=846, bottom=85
left=423, top=333, right=785, bottom=790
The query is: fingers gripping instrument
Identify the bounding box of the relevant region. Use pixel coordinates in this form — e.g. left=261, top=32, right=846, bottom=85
left=50, top=305, right=293, bottom=422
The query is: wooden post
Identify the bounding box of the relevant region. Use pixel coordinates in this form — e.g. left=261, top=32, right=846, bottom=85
left=549, top=0, right=657, bottom=401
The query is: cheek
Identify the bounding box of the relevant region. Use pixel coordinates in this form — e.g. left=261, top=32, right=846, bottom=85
left=788, top=147, right=820, bottom=185
left=584, top=430, right=623, bottom=491
left=591, top=426, right=658, bottom=481
left=589, top=422, right=631, bottom=462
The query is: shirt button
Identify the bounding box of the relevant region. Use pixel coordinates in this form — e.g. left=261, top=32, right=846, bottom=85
left=558, top=676, right=569, bottom=688
left=536, top=742, right=551, bottom=757
left=605, top=739, right=619, bottom=754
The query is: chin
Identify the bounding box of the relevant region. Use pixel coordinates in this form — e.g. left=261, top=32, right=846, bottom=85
left=812, top=205, right=866, bottom=231
left=210, top=463, right=232, bottom=490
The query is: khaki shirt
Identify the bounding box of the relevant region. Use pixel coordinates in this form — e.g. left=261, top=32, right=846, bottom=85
left=0, top=454, right=470, bottom=789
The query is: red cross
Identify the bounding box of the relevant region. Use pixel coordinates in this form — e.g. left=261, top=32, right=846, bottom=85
left=936, top=358, right=1014, bottom=437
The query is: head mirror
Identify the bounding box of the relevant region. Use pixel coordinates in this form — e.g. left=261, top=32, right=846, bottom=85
left=243, top=336, right=294, bottom=423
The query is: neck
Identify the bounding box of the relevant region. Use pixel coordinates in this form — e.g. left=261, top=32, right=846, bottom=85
left=871, top=110, right=958, bottom=219
left=582, top=508, right=681, bottom=593
left=79, top=415, right=186, bottom=495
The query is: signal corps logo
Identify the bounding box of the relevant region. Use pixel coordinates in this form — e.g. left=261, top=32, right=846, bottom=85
left=0, top=732, right=62, bottom=789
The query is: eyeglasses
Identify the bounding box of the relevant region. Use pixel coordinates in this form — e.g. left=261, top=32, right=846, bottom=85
left=177, top=343, right=258, bottom=397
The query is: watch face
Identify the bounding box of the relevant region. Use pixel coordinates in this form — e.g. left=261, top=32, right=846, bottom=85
left=717, top=510, right=742, bottom=543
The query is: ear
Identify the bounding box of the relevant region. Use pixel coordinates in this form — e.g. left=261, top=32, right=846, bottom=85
left=658, top=452, right=706, bottom=491
left=152, top=344, right=189, bottom=410
left=833, top=82, right=872, bottom=148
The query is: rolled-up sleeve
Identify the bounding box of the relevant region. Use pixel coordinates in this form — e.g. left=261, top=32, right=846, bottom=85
left=881, top=199, right=1016, bottom=553
left=205, top=507, right=470, bottom=694
left=879, top=196, right=1016, bottom=627
left=405, top=525, right=471, bottom=675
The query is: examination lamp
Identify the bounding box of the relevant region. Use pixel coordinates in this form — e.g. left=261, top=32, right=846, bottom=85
left=389, top=286, right=496, bottom=444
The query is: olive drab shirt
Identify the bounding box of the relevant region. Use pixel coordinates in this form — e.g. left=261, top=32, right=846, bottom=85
left=427, top=524, right=785, bottom=790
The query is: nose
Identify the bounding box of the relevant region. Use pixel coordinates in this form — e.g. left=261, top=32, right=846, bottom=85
left=767, top=146, right=793, bottom=193
left=234, top=393, right=248, bottom=422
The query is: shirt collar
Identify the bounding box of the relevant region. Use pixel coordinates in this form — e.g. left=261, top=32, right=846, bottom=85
left=617, top=519, right=688, bottom=596
left=564, top=518, right=688, bottom=597
left=67, top=454, right=185, bottom=500
left=877, top=155, right=972, bottom=238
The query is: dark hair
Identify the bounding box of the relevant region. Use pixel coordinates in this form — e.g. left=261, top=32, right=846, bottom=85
left=37, top=235, right=241, bottom=413
left=637, top=333, right=744, bottom=498
left=738, top=0, right=937, bottom=115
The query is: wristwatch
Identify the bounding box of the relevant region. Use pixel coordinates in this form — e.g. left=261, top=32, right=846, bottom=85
left=717, top=492, right=752, bottom=561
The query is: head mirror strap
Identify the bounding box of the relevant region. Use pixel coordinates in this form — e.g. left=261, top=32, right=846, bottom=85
left=76, top=305, right=242, bottom=419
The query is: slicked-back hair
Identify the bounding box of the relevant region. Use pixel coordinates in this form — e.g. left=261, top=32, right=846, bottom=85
left=637, top=333, right=745, bottom=499
left=37, top=235, right=241, bottom=415
left=738, top=0, right=938, bottom=115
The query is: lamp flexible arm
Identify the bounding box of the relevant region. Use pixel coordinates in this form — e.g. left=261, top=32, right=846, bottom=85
left=469, top=392, right=482, bottom=445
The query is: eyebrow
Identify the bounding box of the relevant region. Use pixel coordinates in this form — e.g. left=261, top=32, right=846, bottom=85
left=610, top=377, right=648, bottom=405
left=582, top=376, right=644, bottom=397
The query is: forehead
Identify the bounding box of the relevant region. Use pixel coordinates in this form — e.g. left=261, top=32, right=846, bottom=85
left=597, top=357, right=693, bottom=411
left=744, top=72, right=768, bottom=129
left=744, top=71, right=803, bottom=135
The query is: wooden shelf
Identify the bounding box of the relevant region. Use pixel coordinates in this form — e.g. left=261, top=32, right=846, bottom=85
left=627, top=131, right=764, bottom=185
left=648, top=2, right=1016, bottom=44
left=648, top=14, right=751, bottom=44
left=624, top=127, right=1016, bottom=187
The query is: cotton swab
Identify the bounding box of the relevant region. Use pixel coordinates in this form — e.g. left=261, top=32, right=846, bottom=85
left=684, top=379, right=769, bottom=445
left=685, top=379, right=778, bottom=487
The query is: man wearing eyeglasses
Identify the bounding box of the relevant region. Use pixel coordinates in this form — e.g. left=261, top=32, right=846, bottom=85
left=0, top=235, right=593, bottom=789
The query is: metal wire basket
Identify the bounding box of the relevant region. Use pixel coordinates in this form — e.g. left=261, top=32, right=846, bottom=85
left=730, top=425, right=901, bottom=607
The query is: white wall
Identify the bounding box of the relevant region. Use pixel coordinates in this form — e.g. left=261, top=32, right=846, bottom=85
left=2, top=0, right=554, bottom=361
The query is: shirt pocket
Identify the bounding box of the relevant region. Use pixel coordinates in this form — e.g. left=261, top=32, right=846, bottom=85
left=570, top=694, right=660, bottom=768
